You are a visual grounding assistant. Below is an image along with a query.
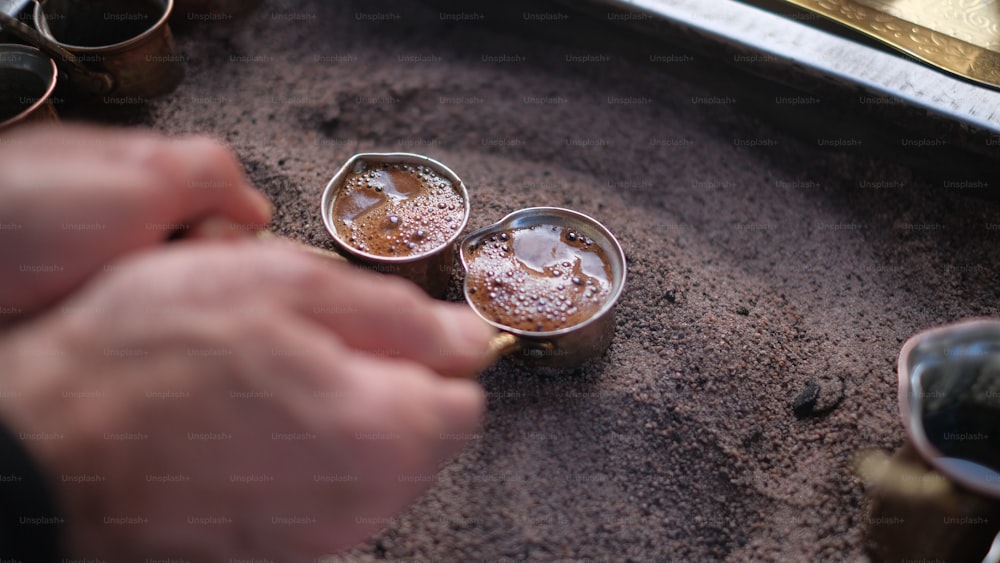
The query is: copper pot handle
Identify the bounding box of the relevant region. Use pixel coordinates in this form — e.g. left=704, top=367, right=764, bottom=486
left=0, top=10, right=114, bottom=95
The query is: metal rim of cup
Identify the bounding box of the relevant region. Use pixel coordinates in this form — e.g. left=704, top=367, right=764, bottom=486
left=33, top=0, right=174, bottom=52
left=321, top=152, right=472, bottom=264
left=897, top=317, right=1000, bottom=499
left=0, top=44, right=58, bottom=130
left=459, top=206, right=628, bottom=338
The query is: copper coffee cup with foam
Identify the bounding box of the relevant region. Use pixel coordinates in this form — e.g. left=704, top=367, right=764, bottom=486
left=321, top=153, right=471, bottom=299
left=459, top=207, right=627, bottom=369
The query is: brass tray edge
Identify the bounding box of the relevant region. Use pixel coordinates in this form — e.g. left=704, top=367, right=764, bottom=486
left=780, top=0, right=1000, bottom=89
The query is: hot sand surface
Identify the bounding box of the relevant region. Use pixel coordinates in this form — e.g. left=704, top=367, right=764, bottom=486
left=140, top=0, right=1000, bottom=559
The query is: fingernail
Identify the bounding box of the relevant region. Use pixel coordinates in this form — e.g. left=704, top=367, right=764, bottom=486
left=438, top=380, right=486, bottom=425
left=250, top=190, right=274, bottom=223
left=188, top=217, right=246, bottom=239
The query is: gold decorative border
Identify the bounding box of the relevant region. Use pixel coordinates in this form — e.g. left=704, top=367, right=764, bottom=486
left=779, top=0, right=1000, bottom=89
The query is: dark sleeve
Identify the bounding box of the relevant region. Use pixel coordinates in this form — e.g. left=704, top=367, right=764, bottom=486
left=0, top=423, right=61, bottom=563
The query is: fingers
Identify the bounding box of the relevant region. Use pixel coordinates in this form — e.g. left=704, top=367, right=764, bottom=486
left=292, top=253, right=498, bottom=378
left=14, top=239, right=489, bottom=560
left=2, top=124, right=272, bottom=234
left=172, top=239, right=498, bottom=377
left=132, top=135, right=273, bottom=233
left=244, top=317, right=485, bottom=557
left=258, top=239, right=501, bottom=377
left=57, top=237, right=496, bottom=378
left=226, top=311, right=485, bottom=507
left=324, top=345, right=486, bottom=485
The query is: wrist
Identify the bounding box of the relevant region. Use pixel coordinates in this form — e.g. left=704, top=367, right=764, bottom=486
left=0, top=323, right=73, bottom=563
left=0, top=423, right=62, bottom=562
left=0, top=318, right=106, bottom=560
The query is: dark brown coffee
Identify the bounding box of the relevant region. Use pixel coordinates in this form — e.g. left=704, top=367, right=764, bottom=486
left=46, top=0, right=162, bottom=47
left=465, top=225, right=613, bottom=332
left=0, top=69, right=46, bottom=122
left=331, top=161, right=465, bottom=257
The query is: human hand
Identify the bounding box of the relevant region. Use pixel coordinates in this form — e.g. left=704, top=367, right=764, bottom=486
left=0, top=240, right=493, bottom=561
left=0, top=124, right=272, bottom=323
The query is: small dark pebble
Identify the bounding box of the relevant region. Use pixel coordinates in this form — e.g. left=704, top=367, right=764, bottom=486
left=736, top=306, right=750, bottom=316
left=791, top=381, right=820, bottom=418
left=742, top=425, right=764, bottom=447
left=665, top=290, right=677, bottom=303
left=792, top=375, right=845, bottom=418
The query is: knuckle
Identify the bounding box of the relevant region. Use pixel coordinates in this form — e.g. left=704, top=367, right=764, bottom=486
left=398, top=374, right=447, bottom=438
left=184, top=137, right=239, bottom=173
left=373, top=277, right=430, bottom=317
left=128, top=139, right=183, bottom=192
left=131, top=136, right=173, bottom=168
left=278, top=254, right=333, bottom=294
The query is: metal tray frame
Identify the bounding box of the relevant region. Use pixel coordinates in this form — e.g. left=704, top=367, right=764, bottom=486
left=574, top=0, right=1000, bottom=143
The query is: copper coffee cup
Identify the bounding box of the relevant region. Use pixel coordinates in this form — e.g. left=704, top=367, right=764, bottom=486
left=321, top=153, right=471, bottom=299
left=26, top=0, right=184, bottom=100
left=460, top=207, right=627, bottom=369
left=0, top=44, right=58, bottom=131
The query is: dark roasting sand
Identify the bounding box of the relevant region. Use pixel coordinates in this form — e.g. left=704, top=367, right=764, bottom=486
left=131, top=0, right=1000, bottom=559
